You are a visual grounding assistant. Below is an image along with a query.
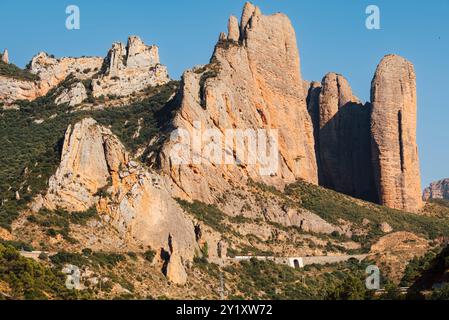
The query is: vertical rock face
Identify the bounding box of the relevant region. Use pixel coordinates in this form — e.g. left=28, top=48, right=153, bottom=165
left=160, top=3, right=317, bottom=203
left=92, top=36, right=169, bottom=98
left=371, top=54, right=422, bottom=211
left=55, top=82, right=88, bottom=106
left=423, top=179, right=449, bottom=201
left=316, top=73, right=376, bottom=201
left=41, top=118, right=196, bottom=263
left=30, top=52, right=103, bottom=96
left=1, top=49, right=8, bottom=64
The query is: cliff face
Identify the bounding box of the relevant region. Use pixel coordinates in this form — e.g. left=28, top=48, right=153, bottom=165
left=370, top=55, right=422, bottom=212
left=312, top=73, right=376, bottom=202
left=159, top=3, right=317, bottom=203
left=423, top=179, right=449, bottom=201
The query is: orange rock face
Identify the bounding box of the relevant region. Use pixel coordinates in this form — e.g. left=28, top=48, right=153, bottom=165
left=370, top=55, right=422, bottom=212
left=159, top=3, right=317, bottom=203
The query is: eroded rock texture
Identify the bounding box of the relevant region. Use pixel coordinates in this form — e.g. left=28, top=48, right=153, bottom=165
left=370, top=55, right=422, bottom=212
left=159, top=3, right=317, bottom=203
left=423, top=179, right=449, bottom=201
left=40, top=118, right=196, bottom=279
left=315, top=73, right=376, bottom=202
left=1, top=49, right=8, bottom=64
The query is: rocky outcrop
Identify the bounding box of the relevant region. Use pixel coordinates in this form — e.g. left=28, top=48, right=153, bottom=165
left=92, top=36, right=169, bottom=98
left=55, top=82, right=88, bottom=106
left=0, top=77, right=39, bottom=103
left=1, top=49, right=8, bottom=64
left=0, top=52, right=102, bottom=104
left=29, top=52, right=102, bottom=97
left=314, top=73, right=376, bottom=201
left=371, top=55, right=422, bottom=212
left=159, top=3, right=317, bottom=203
left=423, top=179, right=449, bottom=201
left=40, top=118, right=196, bottom=267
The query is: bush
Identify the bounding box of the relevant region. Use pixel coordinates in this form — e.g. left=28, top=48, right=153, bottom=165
left=143, top=249, right=156, bottom=263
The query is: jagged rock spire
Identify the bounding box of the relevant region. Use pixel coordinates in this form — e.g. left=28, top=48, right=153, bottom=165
left=1, top=49, right=9, bottom=64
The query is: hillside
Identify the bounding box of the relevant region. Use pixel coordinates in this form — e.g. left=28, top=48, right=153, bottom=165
left=0, top=2, right=448, bottom=300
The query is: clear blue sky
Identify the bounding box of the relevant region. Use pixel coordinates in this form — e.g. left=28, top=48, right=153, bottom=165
left=0, top=0, right=448, bottom=189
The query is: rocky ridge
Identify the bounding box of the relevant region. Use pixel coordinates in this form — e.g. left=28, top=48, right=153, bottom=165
left=423, top=179, right=449, bottom=201
left=37, top=118, right=196, bottom=284
left=0, top=36, right=169, bottom=106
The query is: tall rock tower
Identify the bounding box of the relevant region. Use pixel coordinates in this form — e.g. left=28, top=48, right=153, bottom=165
left=370, top=54, right=422, bottom=212
left=159, top=2, right=318, bottom=203
left=316, top=73, right=376, bottom=202
left=1, top=49, right=9, bottom=64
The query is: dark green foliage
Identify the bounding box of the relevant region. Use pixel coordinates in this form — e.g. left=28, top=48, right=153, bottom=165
left=285, top=181, right=449, bottom=241
left=401, top=247, right=441, bottom=287
left=0, top=58, right=39, bottom=81
left=430, top=283, right=449, bottom=300
left=0, top=244, right=88, bottom=299
left=27, top=207, right=98, bottom=242
left=224, top=258, right=373, bottom=300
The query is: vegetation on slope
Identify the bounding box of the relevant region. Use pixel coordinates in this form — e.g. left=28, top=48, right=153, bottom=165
left=0, top=57, right=39, bottom=82
left=285, top=181, right=449, bottom=241
left=221, top=258, right=376, bottom=300
left=0, top=81, right=179, bottom=230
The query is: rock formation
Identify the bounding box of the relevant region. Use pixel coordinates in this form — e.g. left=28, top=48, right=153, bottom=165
left=313, top=73, right=376, bottom=202
left=0, top=36, right=168, bottom=105
left=370, top=55, right=422, bottom=212
left=159, top=3, right=317, bottom=203
left=423, top=179, right=449, bottom=201
left=1, top=49, right=8, bottom=64
left=29, top=52, right=102, bottom=96
left=40, top=118, right=196, bottom=270
left=55, top=82, right=88, bottom=106
left=92, top=36, right=169, bottom=98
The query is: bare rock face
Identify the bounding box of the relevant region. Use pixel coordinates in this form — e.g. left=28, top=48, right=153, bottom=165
left=43, top=118, right=111, bottom=212
left=159, top=3, right=317, bottom=203
left=0, top=77, right=39, bottom=103
left=1, top=49, right=8, bottom=64
left=423, top=179, right=449, bottom=201
left=41, top=118, right=196, bottom=262
left=55, top=82, right=88, bottom=106
left=371, top=55, right=422, bottom=212
left=316, top=73, right=376, bottom=201
left=29, top=52, right=102, bottom=96
left=92, top=36, right=169, bottom=98
left=0, top=52, right=102, bottom=105
left=165, top=235, right=188, bottom=285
